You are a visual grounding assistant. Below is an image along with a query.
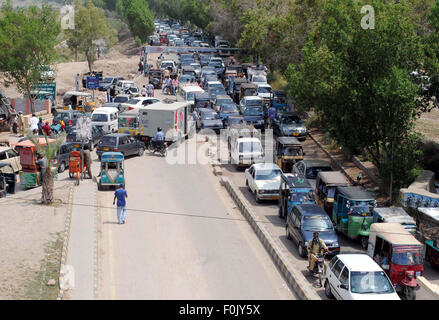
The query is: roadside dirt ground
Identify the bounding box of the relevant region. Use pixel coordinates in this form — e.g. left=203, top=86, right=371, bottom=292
left=0, top=185, right=70, bottom=299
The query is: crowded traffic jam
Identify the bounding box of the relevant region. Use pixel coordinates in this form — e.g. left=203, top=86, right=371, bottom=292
left=2, top=18, right=438, bottom=301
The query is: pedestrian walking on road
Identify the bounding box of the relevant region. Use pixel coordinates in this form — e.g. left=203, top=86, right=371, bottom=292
left=141, top=85, right=147, bottom=97
left=75, top=73, right=80, bottom=91
left=28, top=114, right=39, bottom=135
left=83, top=145, right=93, bottom=179
left=18, top=111, right=24, bottom=137
left=37, top=117, right=44, bottom=135
left=267, top=105, right=277, bottom=129
left=113, top=184, right=128, bottom=224
left=147, top=82, right=154, bottom=97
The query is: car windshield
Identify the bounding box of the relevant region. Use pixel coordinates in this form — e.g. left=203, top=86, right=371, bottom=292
left=306, top=167, right=332, bottom=179
left=350, top=271, right=395, bottom=294
left=161, top=62, right=174, bottom=68
left=255, top=169, right=282, bottom=181
left=186, top=92, right=196, bottom=101
left=191, top=64, right=201, bottom=70
left=350, top=205, right=373, bottom=217
left=221, top=104, right=237, bottom=113
left=103, top=78, right=113, bottom=83
left=302, top=215, right=333, bottom=231
left=229, top=118, right=244, bottom=125
left=327, top=187, right=336, bottom=198
left=290, top=191, right=314, bottom=203
left=114, top=96, right=128, bottom=103
left=119, top=116, right=138, bottom=129
left=253, top=76, right=266, bottom=82
left=283, top=146, right=302, bottom=156
left=246, top=100, right=263, bottom=107
left=126, top=99, right=140, bottom=105
left=99, top=136, right=117, bottom=145
left=392, top=248, right=423, bottom=265
left=54, top=112, right=69, bottom=122
left=258, top=87, right=272, bottom=93
left=244, top=107, right=264, bottom=116
left=202, top=111, right=219, bottom=120
left=282, top=116, right=302, bottom=124
left=239, top=142, right=262, bottom=153
left=92, top=113, right=108, bottom=122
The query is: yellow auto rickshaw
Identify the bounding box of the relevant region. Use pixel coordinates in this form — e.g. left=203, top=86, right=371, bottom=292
left=62, top=91, right=95, bottom=112
left=275, top=137, right=305, bottom=173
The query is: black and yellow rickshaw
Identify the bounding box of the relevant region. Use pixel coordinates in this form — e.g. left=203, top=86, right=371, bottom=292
left=275, top=137, right=305, bottom=173
left=62, top=91, right=95, bottom=112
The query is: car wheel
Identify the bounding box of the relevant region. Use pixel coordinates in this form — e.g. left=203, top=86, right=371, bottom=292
left=98, top=155, right=101, bottom=161
left=255, top=191, right=261, bottom=203
left=298, top=243, right=306, bottom=258
left=246, top=179, right=251, bottom=191
left=58, top=162, right=65, bottom=173
left=138, top=148, right=144, bottom=157
left=286, top=226, right=292, bottom=240
left=361, top=236, right=368, bottom=249
left=325, top=280, right=334, bottom=299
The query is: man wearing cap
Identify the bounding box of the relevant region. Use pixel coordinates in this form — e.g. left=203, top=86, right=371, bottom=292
left=113, top=184, right=128, bottom=224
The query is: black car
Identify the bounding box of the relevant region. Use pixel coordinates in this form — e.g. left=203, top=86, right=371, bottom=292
left=0, top=162, right=16, bottom=196
left=66, top=125, right=105, bottom=151
left=196, top=108, right=223, bottom=132
left=52, top=142, right=82, bottom=173
left=272, top=112, right=307, bottom=140
left=53, top=110, right=81, bottom=132
left=286, top=204, right=340, bottom=258
left=99, top=76, right=124, bottom=91
left=242, top=106, right=265, bottom=130
left=96, top=133, right=145, bottom=160
left=218, top=102, right=239, bottom=123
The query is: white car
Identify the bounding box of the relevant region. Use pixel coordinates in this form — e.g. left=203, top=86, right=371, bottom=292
left=115, top=80, right=136, bottom=95
left=324, top=254, right=400, bottom=300
left=245, top=163, right=282, bottom=203
left=121, top=97, right=160, bottom=110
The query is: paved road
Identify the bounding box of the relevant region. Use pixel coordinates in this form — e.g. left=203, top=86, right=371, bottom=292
left=97, top=140, right=294, bottom=299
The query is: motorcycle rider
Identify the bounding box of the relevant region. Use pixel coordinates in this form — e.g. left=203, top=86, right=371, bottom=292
left=307, top=232, right=328, bottom=272
left=152, top=127, right=165, bottom=150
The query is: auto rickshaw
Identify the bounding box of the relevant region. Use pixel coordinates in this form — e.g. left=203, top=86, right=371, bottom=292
left=97, top=152, right=125, bottom=191
left=239, top=83, right=257, bottom=102
left=232, top=78, right=248, bottom=103
left=227, top=64, right=243, bottom=78
left=149, top=69, right=163, bottom=89
left=272, top=90, right=288, bottom=112
left=315, top=171, right=349, bottom=215
left=367, top=223, right=424, bottom=300
left=416, top=207, right=439, bottom=269
left=15, top=138, right=58, bottom=189
left=332, top=186, right=377, bottom=248
left=373, top=207, right=417, bottom=236
left=274, top=137, right=305, bottom=173
left=0, top=162, right=16, bottom=197
left=62, top=91, right=95, bottom=112
left=278, top=173, right=315, bottom=219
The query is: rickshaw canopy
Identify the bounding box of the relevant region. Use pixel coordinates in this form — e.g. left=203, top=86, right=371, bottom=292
left=373, top=207, right=416, bottom=225
left=101, top=152, right=124, bottom=162
left=336, top=186, right=375, bottom=201
left=14, top=137, right=56, bottom=148
left=276, top=136, right=301, bottom=146
left=317, top=171, right=349, bottom=187
left=369, top=223, right=422, bottom=246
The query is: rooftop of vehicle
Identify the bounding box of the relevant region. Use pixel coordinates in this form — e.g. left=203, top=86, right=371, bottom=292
left=336, top=254, right=384, bottom=272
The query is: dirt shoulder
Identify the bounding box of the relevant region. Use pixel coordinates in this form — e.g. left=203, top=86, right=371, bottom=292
left=0, top=185, right=70, bottom=299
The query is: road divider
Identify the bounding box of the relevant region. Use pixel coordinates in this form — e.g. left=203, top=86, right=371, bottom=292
left=220, top=176, right=321, bottom=300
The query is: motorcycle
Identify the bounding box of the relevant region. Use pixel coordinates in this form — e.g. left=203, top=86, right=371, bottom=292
left=308, top=249, right=328, bottom=287
left=148, top=140, right=168, bottom=157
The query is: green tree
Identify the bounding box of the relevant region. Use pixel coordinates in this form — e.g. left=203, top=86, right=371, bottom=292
left=27, top=132, right=66, bottom=204
left=0, top=2, right=60, bottom=113
left=287, top=0, right=425, bottom=195
left=70, top=0, right=117, bottom=71
left=118, top=0, right=155, bottom=43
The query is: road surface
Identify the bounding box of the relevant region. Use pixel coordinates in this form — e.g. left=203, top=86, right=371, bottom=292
left=97, top=139, right=294, bottom=299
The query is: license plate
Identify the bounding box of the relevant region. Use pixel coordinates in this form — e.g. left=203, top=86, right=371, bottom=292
left=293, top=132, right=299, bottom=136
left=103, top=147, right=109, bottom=151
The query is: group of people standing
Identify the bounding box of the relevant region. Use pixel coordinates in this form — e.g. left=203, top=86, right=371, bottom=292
left=26, top=113, right=65, bottom=137
left=162, top=76, right=179, bottom=95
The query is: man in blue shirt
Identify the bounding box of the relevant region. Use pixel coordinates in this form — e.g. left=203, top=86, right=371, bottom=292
left=152, top=127, right=165, bottom=149
left=267, top=105, right=277, bottom=129
left=113, top=184, right=128, bottom=224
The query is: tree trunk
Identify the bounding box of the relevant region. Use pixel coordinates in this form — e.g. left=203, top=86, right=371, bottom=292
left=30, top=97, right=36, bottom=114
left=41, top=165, right=54, bottom=204
left=75, top=46, right=78, bottom=62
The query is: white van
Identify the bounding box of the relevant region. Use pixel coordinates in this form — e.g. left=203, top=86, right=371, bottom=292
left=115, top=80, right=136, bottom=95
left=91, top=107, right=119, bottom=133
left=178, top=85, right=205, bottom=105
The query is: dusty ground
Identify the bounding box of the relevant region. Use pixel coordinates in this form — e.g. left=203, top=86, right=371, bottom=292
left=416, top=108, right=439, bottom=144
left=0, top=185, right=70, bottom=299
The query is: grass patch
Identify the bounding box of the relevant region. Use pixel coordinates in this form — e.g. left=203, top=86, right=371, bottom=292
left=268, top=70, right=288, bottom=91
left=20, top=232, right=63, bottom=300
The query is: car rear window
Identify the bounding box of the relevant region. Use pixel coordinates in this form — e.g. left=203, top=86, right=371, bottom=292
left=99, top=136, right=117, bottom=145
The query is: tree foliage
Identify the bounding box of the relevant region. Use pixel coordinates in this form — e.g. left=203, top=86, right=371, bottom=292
left=66, top=0, right=117, bottom=71
left=0, top=2, right=60, bottom=113
left=117, top=0, right=155, bottom=43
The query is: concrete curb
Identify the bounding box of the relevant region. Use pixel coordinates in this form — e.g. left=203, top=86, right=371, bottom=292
left=57, top=184, right=74, bottom=300
left=307, top=132, right=356, bottom=185
left=92, top=181, right=99, bottom=300
left=221, top=176, right=321, bottom=300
